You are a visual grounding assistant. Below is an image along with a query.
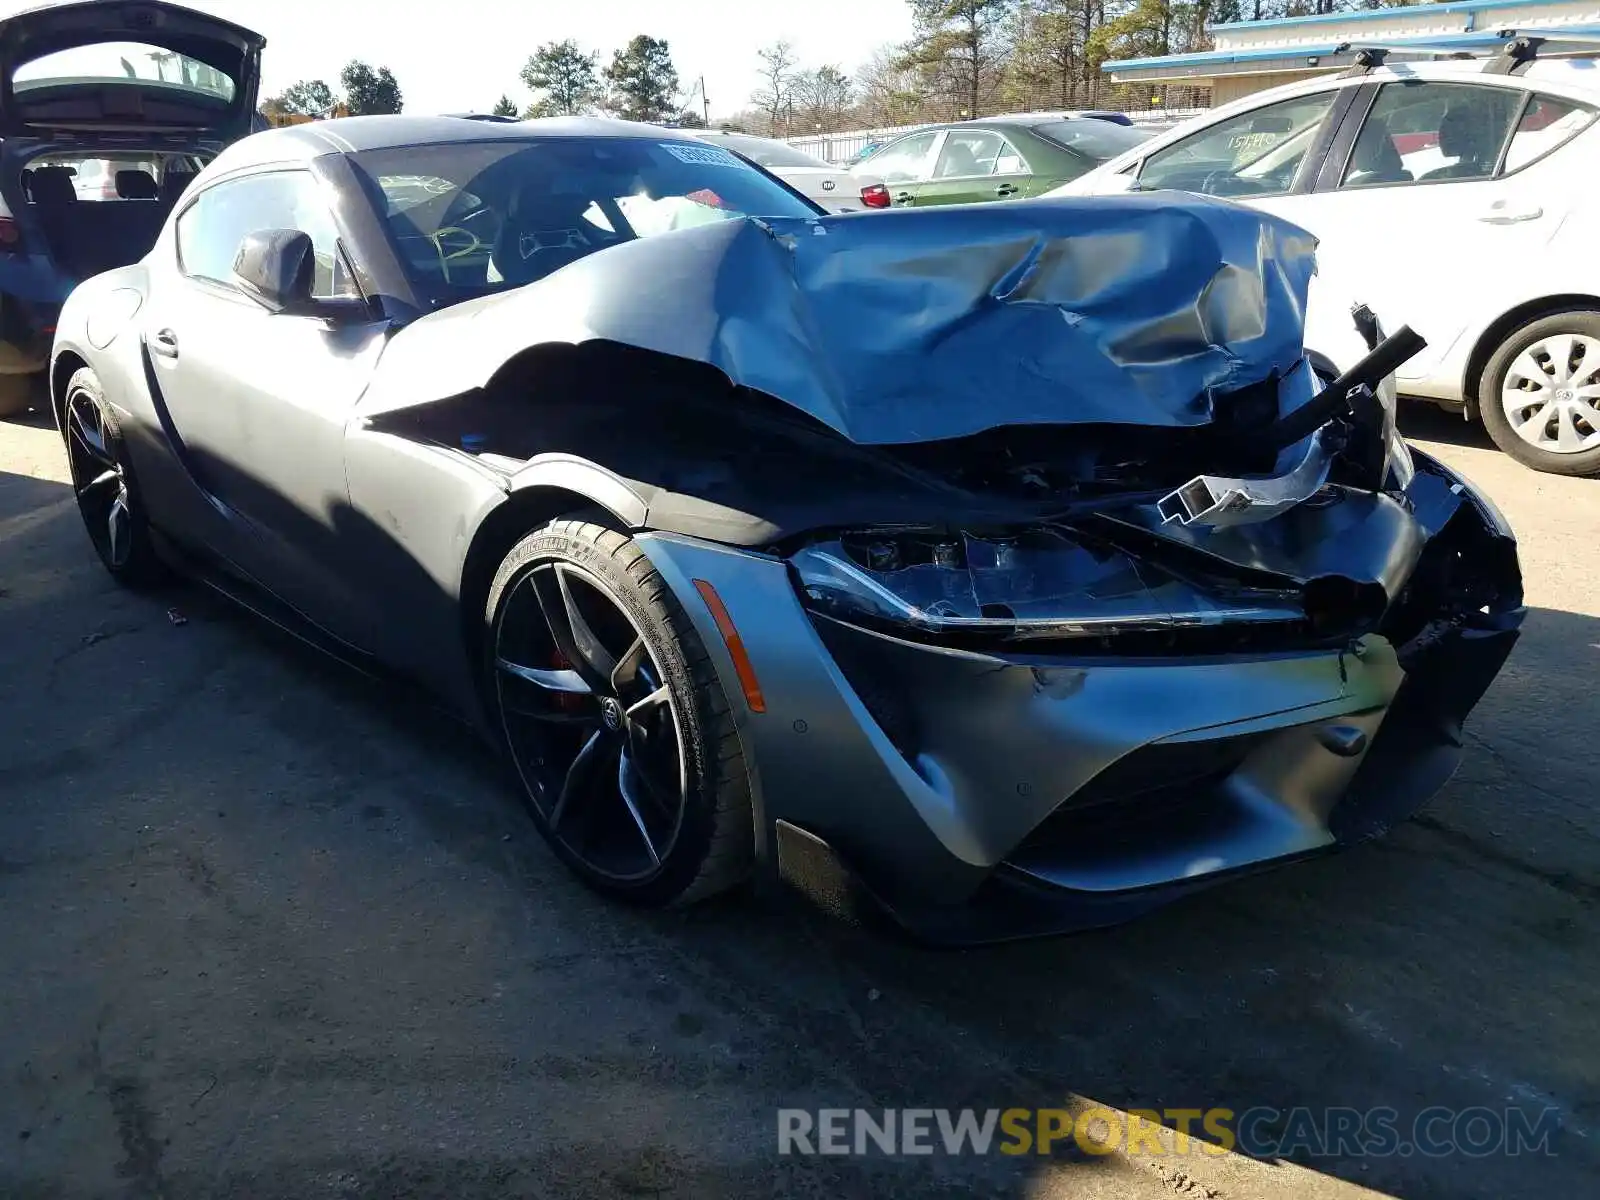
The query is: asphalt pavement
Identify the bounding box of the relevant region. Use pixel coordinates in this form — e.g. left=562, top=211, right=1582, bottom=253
left=1, top=396, right=1595, bottom=1200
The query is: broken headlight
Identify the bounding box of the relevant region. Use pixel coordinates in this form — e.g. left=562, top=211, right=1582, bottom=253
left=790, top=527, right=1304, bottom=639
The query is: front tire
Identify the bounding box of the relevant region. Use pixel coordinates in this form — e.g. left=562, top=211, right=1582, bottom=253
left=1479, top=310, right=1600, bottom=476
left=485, top=519, right=753, bottom=907
left=62, top=367, right=165, bottom=586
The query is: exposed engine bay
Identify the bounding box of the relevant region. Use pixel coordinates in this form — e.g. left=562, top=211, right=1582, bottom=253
left=371, top=309, right=1518, bottom=664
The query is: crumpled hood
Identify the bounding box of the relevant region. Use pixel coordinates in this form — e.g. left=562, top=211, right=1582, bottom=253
left=370, top=192, right=1318, bottom=445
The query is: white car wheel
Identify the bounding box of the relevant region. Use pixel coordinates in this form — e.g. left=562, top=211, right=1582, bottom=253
left=1480, top=311, right=1600, bottom=477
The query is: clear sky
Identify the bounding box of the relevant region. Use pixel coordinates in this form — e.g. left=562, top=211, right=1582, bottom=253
left=158, top=0, right=916, bottom=119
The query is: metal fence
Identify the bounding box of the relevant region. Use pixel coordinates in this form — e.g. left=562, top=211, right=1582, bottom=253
left=785, top=107, right=1206, bottom=165
left=784, top=123, right=926, bottom=165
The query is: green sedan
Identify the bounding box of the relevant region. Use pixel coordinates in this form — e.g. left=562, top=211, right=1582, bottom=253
left=847, top=116, right=1152, bottom=208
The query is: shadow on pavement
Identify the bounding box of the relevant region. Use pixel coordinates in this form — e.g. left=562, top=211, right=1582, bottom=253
left=1398, top=402, right=1494, bottom=452
left=0, top=371, right=54, bottom=428
left=0, top=463, right=66, bottom=521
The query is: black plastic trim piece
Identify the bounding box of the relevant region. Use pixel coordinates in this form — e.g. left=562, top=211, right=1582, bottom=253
left=1287, top=82, right=1365, bottom=195
left=1314, top=82, right=1379, bottom=193
left=1485, top=35, right=1542, bottom=75
left=1337, top=45, right=1390, bottom=78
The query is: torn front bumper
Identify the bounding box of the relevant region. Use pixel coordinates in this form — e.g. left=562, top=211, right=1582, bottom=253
left=635, top=452, right=1522, bottom=944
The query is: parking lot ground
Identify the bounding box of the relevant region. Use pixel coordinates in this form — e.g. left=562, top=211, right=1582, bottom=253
left=1, top=399, right=1596, bottom=1200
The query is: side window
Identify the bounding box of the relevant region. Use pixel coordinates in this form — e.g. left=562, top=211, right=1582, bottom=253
left=176, top=171, right=359, bottom=300
left=866, top=131, right=937, bottom=183
left=1340, top=81, right=1523, bottom=188
left=1138, top=91, right=1338, bottom=199
left=934, top=130, right=1004, bottom=178
left=1504, top=93, right=1598, bottom=173
left=994, top=138, right=1028, bottom=175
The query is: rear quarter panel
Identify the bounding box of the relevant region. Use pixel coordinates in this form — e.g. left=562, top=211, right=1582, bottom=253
left=53, top=261, right=235, bottom=553
left=51, top=265, right=155, bottom=426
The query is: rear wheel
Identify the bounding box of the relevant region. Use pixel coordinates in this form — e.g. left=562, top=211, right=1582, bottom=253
left=485, top=519, right=752, bottom=907
left=62, top=367, right=165, bottom=585
left=1479, top=311, right=1600, bottom=476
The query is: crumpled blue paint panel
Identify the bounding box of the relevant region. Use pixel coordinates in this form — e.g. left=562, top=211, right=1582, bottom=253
left=452, top=191, right=1318, bottom=447
left=759, top=194, right=1316, bottom=443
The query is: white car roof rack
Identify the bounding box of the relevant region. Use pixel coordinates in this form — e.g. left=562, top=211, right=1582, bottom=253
left=1336, top=27, right=1600, bottom=78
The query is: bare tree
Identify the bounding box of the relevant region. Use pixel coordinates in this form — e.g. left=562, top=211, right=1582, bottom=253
left=751, top=40, right=798, bottom=136
left=792, top=66, right=855, bottom=133
left=854, top=44, right=924, bottom=128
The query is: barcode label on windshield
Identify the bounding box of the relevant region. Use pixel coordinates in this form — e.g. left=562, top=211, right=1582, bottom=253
left=661, top=142, right=741, bottom=167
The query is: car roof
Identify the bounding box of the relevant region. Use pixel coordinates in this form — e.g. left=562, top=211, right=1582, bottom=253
left=1200, top=55, right=1600, bottom=115
left=209, top=113, right=703, bottom=173
left=900, top=115, right=1110, bottom=135
left=995, top=109, right=1126, bottom=121
left=1081, top=54, right=1600, bottom=176
left=945, top=116, right=1051, bottom=129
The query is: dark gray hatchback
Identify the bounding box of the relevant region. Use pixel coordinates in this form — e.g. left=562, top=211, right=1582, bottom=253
left=0, top=0, right=263, bottom=415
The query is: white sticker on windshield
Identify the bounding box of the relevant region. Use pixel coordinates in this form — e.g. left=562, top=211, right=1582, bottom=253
left=660, top=142, right=741, bottom=167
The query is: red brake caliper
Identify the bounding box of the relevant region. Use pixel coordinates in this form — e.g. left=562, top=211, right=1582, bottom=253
left=552, top=649, right=586, bottom=713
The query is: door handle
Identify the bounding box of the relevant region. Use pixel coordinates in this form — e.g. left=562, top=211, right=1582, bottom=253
left=893, top=191, right=915, bottom=205
left=995, top=183, right=1020, bottom=197
left=1478, top=205, right=1542, bottom=225
left=150, top=328, right=179, bottom=359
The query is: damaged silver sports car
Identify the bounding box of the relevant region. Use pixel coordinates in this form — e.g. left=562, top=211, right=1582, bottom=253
left=50, top=114, right=1524, bottom=942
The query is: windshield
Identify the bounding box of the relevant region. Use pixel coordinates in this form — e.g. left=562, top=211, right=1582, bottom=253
left=13, top=41, right=235, bottom=100
left=1031, top=119, right=1151, bottom=160
left=353, top=137, right=820, bottom=306
left=702, top=133, right=829, bottom=169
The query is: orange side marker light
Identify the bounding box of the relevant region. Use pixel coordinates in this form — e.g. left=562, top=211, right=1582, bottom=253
left=692, top=579, right=766, bottom=714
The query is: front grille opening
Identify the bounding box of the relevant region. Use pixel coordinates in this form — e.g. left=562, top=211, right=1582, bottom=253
left=1011, top=735, right=1266, bottom=861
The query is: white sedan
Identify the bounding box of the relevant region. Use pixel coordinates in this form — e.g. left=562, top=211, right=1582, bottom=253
left=1051, top=54, right=1600, bottom=476
left=691, top=130, right=888, bottom=214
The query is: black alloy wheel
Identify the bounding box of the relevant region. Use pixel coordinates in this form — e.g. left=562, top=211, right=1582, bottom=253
left=62, top=367, right=162, bottom=584
left=494, top=557, right=688, bottom=882
left=485, top=520, right=753, bottom=907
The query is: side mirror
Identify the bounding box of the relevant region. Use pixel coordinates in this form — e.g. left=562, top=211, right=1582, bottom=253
left=232, top=228, right=317, bottom=314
